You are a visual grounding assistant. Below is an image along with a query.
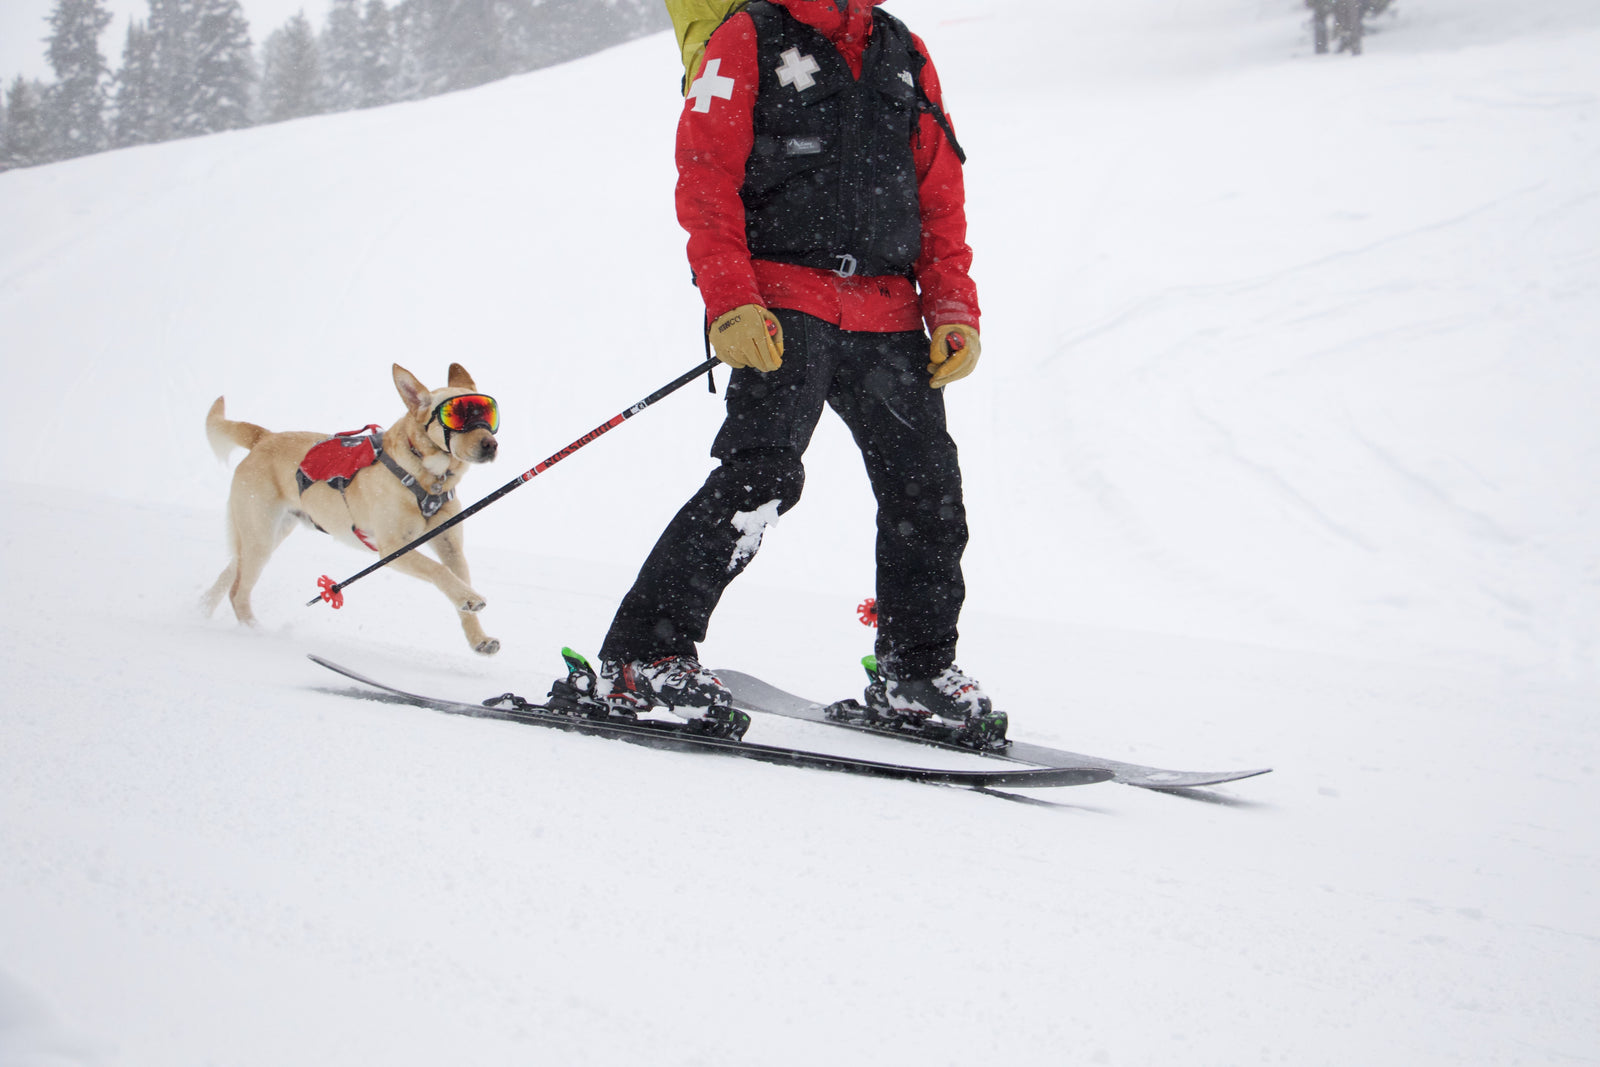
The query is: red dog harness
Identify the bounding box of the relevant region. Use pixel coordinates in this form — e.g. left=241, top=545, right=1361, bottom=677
left=295, top=425, right=456, bottom=550
left=297, top=426, right=383, bottom=490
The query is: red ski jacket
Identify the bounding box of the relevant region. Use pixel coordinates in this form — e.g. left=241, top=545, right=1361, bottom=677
left=677, top=0, right=979, bottom=334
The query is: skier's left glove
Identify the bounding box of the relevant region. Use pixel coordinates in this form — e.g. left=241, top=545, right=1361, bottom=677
left=928, top=324, right=981, bottom=388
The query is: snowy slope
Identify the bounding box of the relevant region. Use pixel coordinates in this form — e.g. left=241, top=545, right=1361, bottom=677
left=2, top=1, right=1598, bottom=1065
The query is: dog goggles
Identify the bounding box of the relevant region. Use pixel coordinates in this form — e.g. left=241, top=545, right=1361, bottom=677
left=430, top=393, right=499, bottom=434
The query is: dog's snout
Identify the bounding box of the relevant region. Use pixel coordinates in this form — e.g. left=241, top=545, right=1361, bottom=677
left=479, top=437, right=498, bottom=461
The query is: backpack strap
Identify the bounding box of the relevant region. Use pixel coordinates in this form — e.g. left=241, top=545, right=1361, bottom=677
left=915, top=81, right=966, bottom=164
left=877, top=9, right=967, bottom=164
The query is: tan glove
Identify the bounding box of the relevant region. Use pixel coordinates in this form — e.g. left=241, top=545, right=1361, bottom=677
left=709, top=304, right=784, bottom=372
left=928, top=324, right=981, bottom=388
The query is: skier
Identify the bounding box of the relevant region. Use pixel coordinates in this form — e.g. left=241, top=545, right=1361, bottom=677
left=596, top=0, right=992, bottom=736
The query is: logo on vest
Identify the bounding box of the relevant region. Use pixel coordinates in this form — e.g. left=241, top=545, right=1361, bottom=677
left=775, top=48, right=820, bottom=92
left=688, top=57, right=735, bottom=113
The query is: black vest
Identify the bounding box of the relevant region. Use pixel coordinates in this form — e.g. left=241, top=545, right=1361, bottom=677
left=741, top=2, right=924, bottom=278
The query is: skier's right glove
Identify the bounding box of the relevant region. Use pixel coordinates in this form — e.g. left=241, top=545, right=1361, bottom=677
left=928, top=324, right=981, bottom=388
left=709, top=304, right=784, bottom=373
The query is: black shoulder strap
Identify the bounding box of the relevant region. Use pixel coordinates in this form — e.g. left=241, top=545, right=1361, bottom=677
left=916, top=82, right=967, bottom=164
left=873, top=8, right=967, bottom=164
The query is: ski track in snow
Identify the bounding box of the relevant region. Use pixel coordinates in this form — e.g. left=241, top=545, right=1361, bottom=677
left=2, top=0, right=1598, bottom=1064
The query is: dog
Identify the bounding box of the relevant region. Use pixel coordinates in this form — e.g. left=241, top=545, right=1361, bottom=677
left=202, top=363, right=502, bottom=655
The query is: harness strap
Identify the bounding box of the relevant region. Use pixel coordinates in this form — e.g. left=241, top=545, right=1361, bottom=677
left=376, top=445, right=456, bottom=518
left=296, top=430, right=455, bottom=519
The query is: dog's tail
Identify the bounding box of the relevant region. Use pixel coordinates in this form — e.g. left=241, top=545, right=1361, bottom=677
left=206, top=397, right=269, bottom=461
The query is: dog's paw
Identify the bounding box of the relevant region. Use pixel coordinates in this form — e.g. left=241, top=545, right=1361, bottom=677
left=458, top=592, right=486, bottom=613
left=474, top=638, right=501, bottom=656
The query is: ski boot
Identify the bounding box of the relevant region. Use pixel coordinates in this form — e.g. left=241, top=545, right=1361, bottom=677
left=598, top=654, right=750, bottom=741
left=834, top=655, right=1009, bottom=750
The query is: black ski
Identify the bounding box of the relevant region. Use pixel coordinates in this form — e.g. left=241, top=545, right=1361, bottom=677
left=716, top=669, right=1271, bottom=790
left=307, top=655, right=1114, bottom=791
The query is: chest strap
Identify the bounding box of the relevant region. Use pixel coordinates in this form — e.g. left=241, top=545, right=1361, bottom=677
left=296, top=429, right=455, bottom=519
left=376, top=446, right=456, bottom=518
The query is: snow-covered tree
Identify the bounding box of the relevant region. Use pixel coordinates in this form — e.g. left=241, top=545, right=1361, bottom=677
left=377, top=0, right=665, bottom=104
left=44, top=0, right=113, bottom=159
left=1, top=77, right=51, bottom=169
left=259, top=12, right=322, bottom=123
left=188, top=0, right=254, bottom=134
left=320, top=0, right=363, bottom=111
left=357, top=0, right=395, bottom=108
left=529, top=0, right=667, bottom=67
left=388, top=0, right=440, bottom=101
left=406, top=0, right=534, bottom=93
left=112, top=18, right=161, bottom=146
left=147, top=0, right=199, bottom=141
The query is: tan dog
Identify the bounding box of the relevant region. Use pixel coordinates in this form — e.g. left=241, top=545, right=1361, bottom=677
left=202, top=363, right=501, bottom=655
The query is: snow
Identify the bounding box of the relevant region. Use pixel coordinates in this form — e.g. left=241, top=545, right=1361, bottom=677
left=1, top=0, right=1597, bottom=1064
left=729, top=499, right=782, bottom=572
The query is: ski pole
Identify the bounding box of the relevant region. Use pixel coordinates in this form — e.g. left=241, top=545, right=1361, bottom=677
left=309, top=356, right=720, bottom=609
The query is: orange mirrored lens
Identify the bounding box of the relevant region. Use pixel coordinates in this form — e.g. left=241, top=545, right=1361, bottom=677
left=437, top=394, right=498, bottom=433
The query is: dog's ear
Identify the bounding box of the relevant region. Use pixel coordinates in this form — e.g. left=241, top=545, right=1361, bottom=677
left=447, top=363, right=477, bottom=390
left=392, top=364, right=432, bottom=417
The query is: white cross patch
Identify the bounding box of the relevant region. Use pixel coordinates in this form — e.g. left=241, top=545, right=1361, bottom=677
left=899, top=69, right=915, bottom=88
left=687, top=57, right=735, bottom=113
left=776, top=47, right=820, bottom=92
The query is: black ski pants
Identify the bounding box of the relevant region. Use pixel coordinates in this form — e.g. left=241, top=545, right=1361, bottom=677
left=600, top=309, right=968, bottom=679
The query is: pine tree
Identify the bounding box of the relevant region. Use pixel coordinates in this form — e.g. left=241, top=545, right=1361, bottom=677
left=527, top=0, right=668, bottom=68
left=148, top=0, right=199, bottom=141
left=112, top=18, right=161, bottom=147
left=259, top=12, right=322, bottom=123
left=388, top=0, right=441, bottom=101
left=45, top=0, right=113, bottom=159
left=320, top=0, right=363, bottom=111
left=357, top=0, right=394, bottom=108
left=1, top=77, right=50, bottom=169
left=410, top=0, right=536, bottom=93
left=189, top=0, right=254, bottom=133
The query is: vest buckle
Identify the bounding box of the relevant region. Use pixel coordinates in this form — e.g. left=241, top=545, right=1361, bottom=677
left=832, top=253, right=858, bottom=279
